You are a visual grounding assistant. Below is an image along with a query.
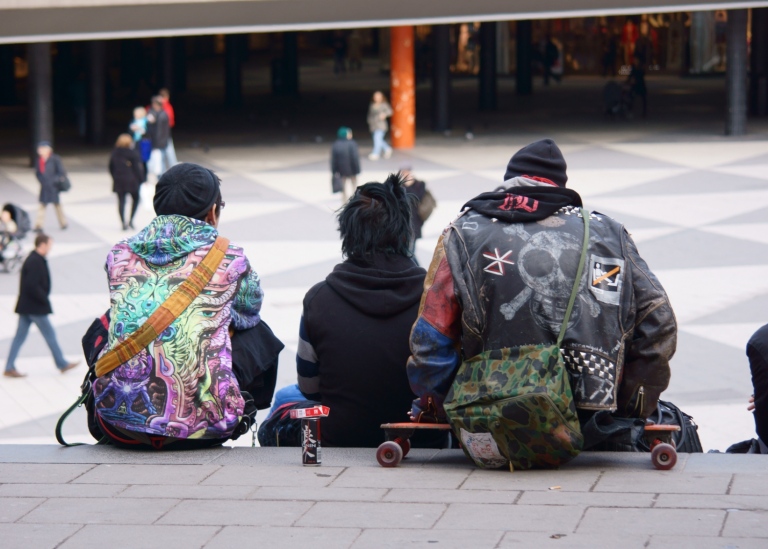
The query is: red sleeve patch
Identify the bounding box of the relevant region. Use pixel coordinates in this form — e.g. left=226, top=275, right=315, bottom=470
left=421, top=257, right=461, bottom=340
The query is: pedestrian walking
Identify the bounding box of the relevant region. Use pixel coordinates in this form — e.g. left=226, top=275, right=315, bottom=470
left=109, top=133, right=145, bottom=231
left=331, top=126, right=361, bottom=202
left=129, top=106, right=151, bottom=176
left=400, top=165, right=435, bottom=262
left=4, top=233, right=79, bottom=377
left=33, top=142, right=69, bottom=231
left=543, top=36, right=562, bottom=85
left=146, top=96, right=171, bottom=180
left=332, top=31, right=347, bottom=74
left=158, top=88, right=178, bottom=167
left=627, top=56, right=648, bottom=118
left=366, top=91, right=393, bottom=160
left=348, top=30, right=363, bottom=71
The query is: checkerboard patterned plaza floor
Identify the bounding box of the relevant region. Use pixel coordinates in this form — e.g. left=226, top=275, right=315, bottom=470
left=1, top=134, right=766, bottom=449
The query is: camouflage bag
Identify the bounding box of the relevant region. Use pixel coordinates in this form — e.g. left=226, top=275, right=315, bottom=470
left=443, top=208, right=590, bottom=470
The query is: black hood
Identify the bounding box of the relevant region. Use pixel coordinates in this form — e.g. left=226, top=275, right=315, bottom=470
left=462, top=186, right=583, bottom=224
left=325, top=255, right=426, bottom=318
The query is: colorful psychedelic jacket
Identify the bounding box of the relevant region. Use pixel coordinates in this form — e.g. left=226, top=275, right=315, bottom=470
left=407, top=180, right=676, bottom=421
left=94, top=215, right=263, bottom=440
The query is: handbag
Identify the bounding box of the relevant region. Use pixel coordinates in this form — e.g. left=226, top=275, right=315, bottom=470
left=56, top=236, right=230, bottom=446
left=54, top=175, right=71, bottom=192
left=443, top=209, right=590, bottom=470
left=231, top=320, right=284, bottom=410
left=417, top=189, right=437, bottom=222
left=332, top=173, right=343, bottom=194
left=582, top=401, right=703, bottom=453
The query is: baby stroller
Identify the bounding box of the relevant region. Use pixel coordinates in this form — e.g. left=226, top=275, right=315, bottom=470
left=0, top=203, right=31, bottom=273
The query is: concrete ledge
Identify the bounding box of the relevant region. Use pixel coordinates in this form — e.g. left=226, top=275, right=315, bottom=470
left=0, top=446, right=766, bottom=547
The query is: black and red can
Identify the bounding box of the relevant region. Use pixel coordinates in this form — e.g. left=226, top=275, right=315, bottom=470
left=301, top=418, right=322, bottom=466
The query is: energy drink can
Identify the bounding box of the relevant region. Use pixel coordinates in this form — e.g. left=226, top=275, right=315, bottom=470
left=302, top=418, right=321, bottom=466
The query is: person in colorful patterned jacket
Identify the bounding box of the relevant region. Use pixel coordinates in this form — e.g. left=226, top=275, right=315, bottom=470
left=407, top=139, right=677, bottom=425
left=93, top=163, right=263, bottom=448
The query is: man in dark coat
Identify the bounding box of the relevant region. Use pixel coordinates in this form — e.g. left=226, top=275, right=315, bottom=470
left=330, top=126, right=361, bottom=202
left=745, top=324, right=768, bottom=454
left=4, top=234, right=78, bottom=377
left=407, top=139, right=676, bottom=465
left=109, top=133, right=145, bottom=230
left=34, top=142, right=68, bottom=231
left=146, top=96, right=171, bottom=179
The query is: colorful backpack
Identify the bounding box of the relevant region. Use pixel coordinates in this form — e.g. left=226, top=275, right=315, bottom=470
left=443, top=208, right=590, bottom=470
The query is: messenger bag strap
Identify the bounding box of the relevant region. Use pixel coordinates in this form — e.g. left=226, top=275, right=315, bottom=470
left=94, top=235, right=230, bottom=378
left=556, top=208, right=590, bottom=348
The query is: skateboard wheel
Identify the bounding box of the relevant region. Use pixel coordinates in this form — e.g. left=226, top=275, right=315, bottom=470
left=396, top=438, right=411, bottom=458
left=651, top=443, right=677, bottom=470
left=376, top=441, right=403, bottom=467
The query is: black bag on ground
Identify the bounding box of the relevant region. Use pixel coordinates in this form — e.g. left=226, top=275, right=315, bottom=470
left=638, top=400, right=703, bottom=453
left=581, top=400, right=703, bottom=453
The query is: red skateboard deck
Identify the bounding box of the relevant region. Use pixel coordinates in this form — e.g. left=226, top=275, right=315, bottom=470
left=376, top=423, right=453, bottom=467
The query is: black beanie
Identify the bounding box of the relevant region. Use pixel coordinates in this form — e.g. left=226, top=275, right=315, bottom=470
left=503, top=138, right=568, bottom=187
left=153, top=163, right=221, bottom=219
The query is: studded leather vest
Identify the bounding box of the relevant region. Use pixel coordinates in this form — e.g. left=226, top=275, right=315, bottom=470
left=442, top=205, right=650, bottom=412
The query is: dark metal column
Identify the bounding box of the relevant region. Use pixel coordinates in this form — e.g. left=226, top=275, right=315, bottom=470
left=750, top=8, right=768, bottom=116
left=0, top=45, right=16, bottom=105
left=157, top=37, right=174, bottom=92
left=87, top=40, right=106, bottom=145
left=27, top=42, right=53, bottom=166
left=225, top=34, right=244, bottom=106
left=516, top=20, right=533, bottom=96
left=431, top=25, right=451, bottom=132
left=726, top=9, right=748, bottom=135
left=173, top=37, right=187, bottom=94
left=479, top=22, right=497, bottom=111
left=282, top=32, right=299, bottom=96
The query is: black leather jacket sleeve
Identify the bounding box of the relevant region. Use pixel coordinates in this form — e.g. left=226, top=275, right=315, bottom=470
left=618, top=230, right=676, bottom=418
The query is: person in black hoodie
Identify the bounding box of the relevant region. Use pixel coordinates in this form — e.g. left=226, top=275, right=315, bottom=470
left=4, top=234, right=79, bottom=377
left=408, top=139, right=676, bottom=434
left=268, top=174, right=442, bottom=448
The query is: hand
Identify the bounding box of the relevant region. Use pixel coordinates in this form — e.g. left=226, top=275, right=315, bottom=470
left=410, top=409, right=439, bottom=423
left=748, top=395, right=755, bottom=412
left=410, top=396, right=440, bottom=423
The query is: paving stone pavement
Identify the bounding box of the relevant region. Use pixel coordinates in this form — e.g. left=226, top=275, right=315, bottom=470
left=1, top=128, right=768, bottom=546
left=0, top=446, right=765, bottom=548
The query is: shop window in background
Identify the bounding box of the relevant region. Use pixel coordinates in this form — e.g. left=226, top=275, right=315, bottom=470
left=690, top=10, right=727, bottom=74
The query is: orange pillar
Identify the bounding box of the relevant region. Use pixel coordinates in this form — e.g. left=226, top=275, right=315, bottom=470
left=390, top=26, right=415, bottom=149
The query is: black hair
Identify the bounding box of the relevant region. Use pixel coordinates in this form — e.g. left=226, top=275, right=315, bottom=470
left=338, top=172, right=415, bottom=264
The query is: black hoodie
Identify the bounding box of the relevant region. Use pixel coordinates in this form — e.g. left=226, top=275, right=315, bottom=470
left=301, top=255, right=440, bottom=447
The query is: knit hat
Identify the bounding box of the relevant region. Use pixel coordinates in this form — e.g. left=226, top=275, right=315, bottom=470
left=337, top=126, right=351, bottom=139
left=153, top=163, right=220, bottom=219
left=503, top=138, right=568, bottom=187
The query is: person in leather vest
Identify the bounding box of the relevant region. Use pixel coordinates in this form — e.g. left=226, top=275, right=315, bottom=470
left=407, top=138, right=677, bottom=423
